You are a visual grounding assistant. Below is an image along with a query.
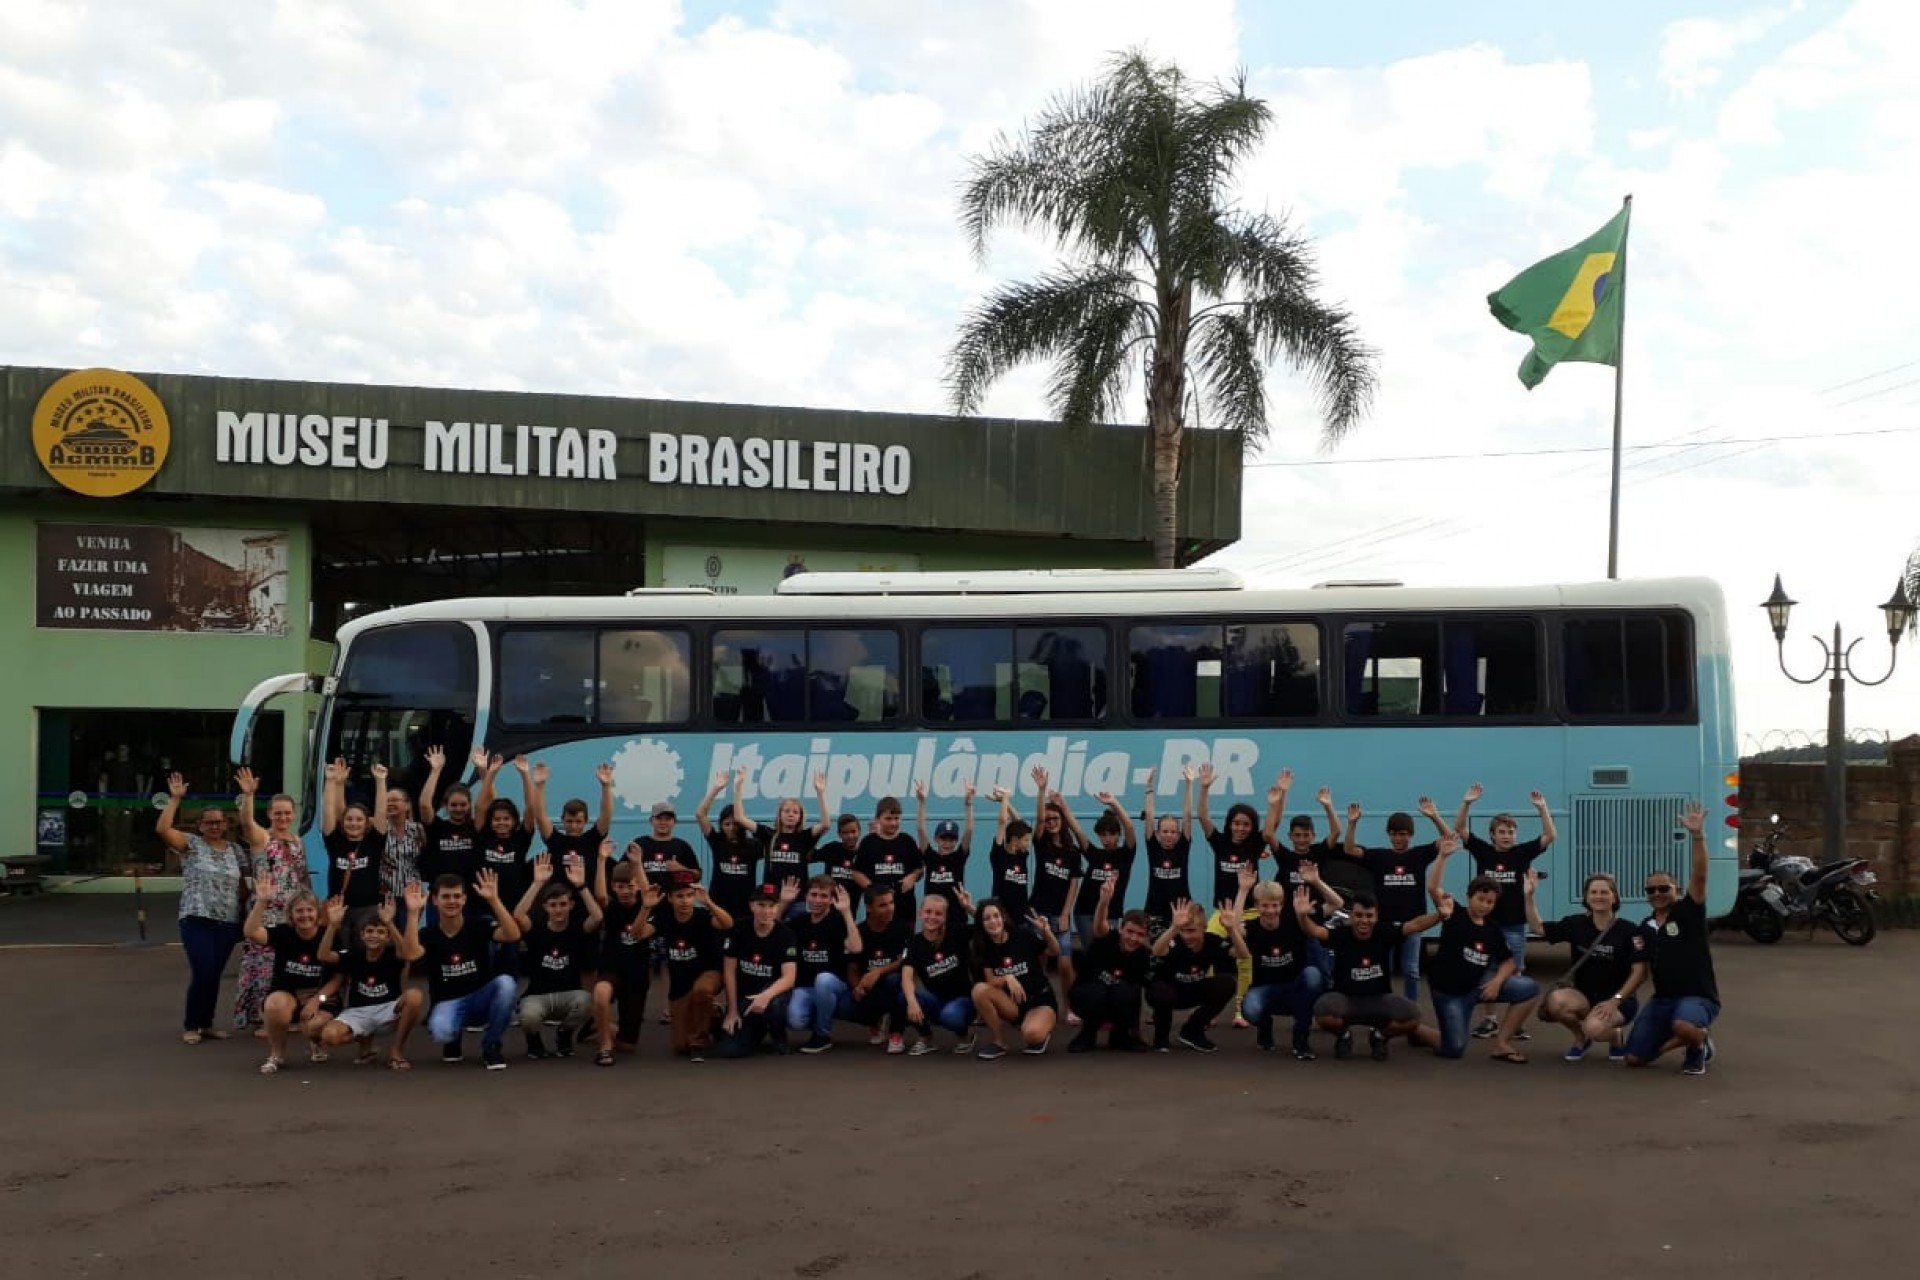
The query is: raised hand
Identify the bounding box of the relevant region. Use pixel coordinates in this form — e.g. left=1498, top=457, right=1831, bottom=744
left=1463, top=782, right=1484, bottom=804
left=732, top=767, right=747, bottom=793
left=377, top=895, right=396, bottom=925
left=1346, top=802, right=1362, bottom=824
left=1417, top=795, right=1438, bottom=815
left=1095, top=790, right=1115, bottom=808
left=233, top=768, right=258, bottom=796
left=1180, top=764, right=1196, bottom=784
left=404, top=881, right=426, bottom=913
left=167, top=771, right=188, bottom=798
left=470, top=746, right=491, bottom=771
left=1276, top=767, right=1294, bottom=791
left=989, top=786, right=1009, bottom=803
left=600, top=838, right=615, bottom=860
left=474, top=868, right=501, bottom=901
left=1097, top=876, right=1116, bottom=902
left=254, top=872, right=276, bottom=903
left=324, top=897, right=346, bottom=927
left=1438, top=834, right=1460, bottom=857
left=1171, top=898, right=1191, bottom=923
left=709, top=771, right=729, bottom=795
left=324, top=758, right=348, bottom=783
left=564, top=854, right=587, bottom=888
left=1031, top=765, right=1050, bottom=789
left=641, top=882, right=664, bottom=909
left=964, top=780, right=977, bottom=802
left=511, top=754, right=531, bottom=776
left=1026, top=910, right=1053, bottom=936
left=1291, top=885, right=1312, bottom=914
left=1299, top=860, right=1322, bottom=885
left=779, top=877, right=800, bottom=906
left=1197, top=762, right=1216, bottom=787
left=830, top=885, right=851, bottom=913
left=1681, top=803, right=1705, bottom=834
left=1523, top=869, right=1540, bottom=897
left=912, top=778, right=927, bottom=801
left=1529, top=789, right=1547, bottom=808
left=1237, top=864, right=1257, bottom=891
left=530, top=853, right=553, bottom=884
left=1315, top=785, right=1332, bottom=806
left=370, top=762, right=388, bottom=783
left=597, top=762, right=615, bottom=786
left=1145, top=767, right=1158, bottom=789
left=1435, top=890, right=1456, bottom=919
left=425, top=745, right=445, bottom=770
left=953, top=884, right=975, bottom=914
left=530, top=762, right=550, bottom=786
left=813, top=770, right=828, bottom=793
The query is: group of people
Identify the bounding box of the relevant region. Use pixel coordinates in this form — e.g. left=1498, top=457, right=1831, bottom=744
left=167, top=749, right=1722, bottom=1078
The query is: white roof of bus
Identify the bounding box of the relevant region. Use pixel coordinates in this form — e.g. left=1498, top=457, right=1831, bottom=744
left=335, top=573, right=1732, bottom=654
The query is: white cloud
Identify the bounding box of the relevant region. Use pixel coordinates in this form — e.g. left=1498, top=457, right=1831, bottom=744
left=1659, top=7, right=1793, bottom=98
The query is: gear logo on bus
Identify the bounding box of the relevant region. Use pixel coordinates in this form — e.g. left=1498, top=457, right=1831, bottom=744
left=611, top=738, right=686, bottom=811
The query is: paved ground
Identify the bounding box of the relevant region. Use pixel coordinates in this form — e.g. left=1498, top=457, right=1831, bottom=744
left=2, top=923, right=1915, bottom=1280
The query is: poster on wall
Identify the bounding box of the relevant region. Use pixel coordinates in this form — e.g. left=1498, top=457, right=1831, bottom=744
left=36, top=523, right=290, bottom=635
left=661, top=546, right=921, bottom=596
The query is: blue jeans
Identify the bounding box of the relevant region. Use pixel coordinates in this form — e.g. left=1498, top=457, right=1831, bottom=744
left=1308, top=940, right=1334, bottom=985
left=1624, top=995, right=1720, bottom=1061
left=837, top=971, right=905, bottom=1026
left=1502, top=924, right=1528, bottom=974
left=180, top=916, right=243, bottom=1032
left=905, top=987, right=974, bottom=1036
left=1241, top=969, right=1326, bottom=1045
left=1433, top=974, right=1542, bottom=1057
left=427, top=975, right=518, bottom=1051
left=788, top=973, right=850, bottom=1037
left=717, top=995, right=792, bottom=1057
left=1396, top=934, right=1422, bottom=1002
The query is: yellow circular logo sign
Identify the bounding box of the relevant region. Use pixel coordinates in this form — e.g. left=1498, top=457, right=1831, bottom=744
left=32, top=368, right=171, bottom=498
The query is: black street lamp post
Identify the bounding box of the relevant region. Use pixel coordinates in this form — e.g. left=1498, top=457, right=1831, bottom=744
left=1762, top=574, right=1915, bottom=864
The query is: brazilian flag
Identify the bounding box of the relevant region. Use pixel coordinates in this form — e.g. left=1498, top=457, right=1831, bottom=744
left=1488, top=202, right=1630, bottom=389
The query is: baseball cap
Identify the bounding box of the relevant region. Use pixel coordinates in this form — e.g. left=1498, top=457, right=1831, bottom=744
left=650, top=801, right=676, bottom=819
left=749, top=883, right=781, bottom=903
left=934, top=820, right=960, bottom=840
left=668, top=869, right=700, bottom=889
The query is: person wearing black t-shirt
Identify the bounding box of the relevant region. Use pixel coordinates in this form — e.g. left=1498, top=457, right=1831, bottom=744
left=1146, top=898, right=1238, bottom=1053
left=632, top=801, right=701, bottom=890
left=716, top=884, right=800, bottom=1058
left=818, top=813, right=866, bottom=914
left=418, top=747, right=485, bottom=909
left=854, top=796, right=924, bottom=918
left=1237, top=876, right=1328, bottom=1059
left=467, top=754, right=540, bottom=923
left=913, top=778, right=975, bottom=917
left=756, top=771, right=832, bottom=910
left=1067, top=877, right=1153, bottom=1052
left=843, top=886, right=914, bottom=1049
left=1424, top=844, right=1542, bottom=1061
left=243, top=879, right=331, bottom=1075
left=320, top=757, right=390, bottom=912
left=313, top=887, right=426, bottom=1069
left=650, top=873, right=735, bottom=1060
left=512, top=853, right=603, bottom=1059
left=969, top=898, right=1059, bottom=1060
left=1073, top=795, right=1136, bottom=942
left=1617, top=803, right=1720, bottom=1076
left=1339, top=797, right=1453, bottom=1000
left=901, top=888, right=978, bottom=1054
left=530, top=759, right=614, bottom=910
left=785, top=875, right=864, bottom=1053
left=698, top=771, right=767, bottom=919
left=1303, top=889, right=1442, bottom=1061
left=421, top=868, right=524, bottom=1070
left=1454, top=784, right=1557, bottom=965
left=1141, top=766, right=1195, bottom=928
left=1261, top=770, right=1342, bottom=888
left=1525, top=869, right=1646, bottom=1062
left=987, top=787, right=1034, bottom=919
left=1198, top=763, right=1267, bottom=1027
left=589, top=859, right=661, bottom=1065
left=1029, top=768, right=1084, bottom=1015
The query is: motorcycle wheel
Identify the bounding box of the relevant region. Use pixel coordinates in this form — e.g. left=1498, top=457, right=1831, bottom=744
left=1742, top=899, right=1785, bottom=944
left=1827, top=887, right=1877, bottom=946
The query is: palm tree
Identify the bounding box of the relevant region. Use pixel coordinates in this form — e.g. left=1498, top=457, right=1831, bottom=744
left=947, top=51, right=1377, bottom=568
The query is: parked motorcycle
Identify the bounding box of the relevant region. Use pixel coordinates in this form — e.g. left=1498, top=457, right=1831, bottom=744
left=1732, top=815, right=1879, bottom=946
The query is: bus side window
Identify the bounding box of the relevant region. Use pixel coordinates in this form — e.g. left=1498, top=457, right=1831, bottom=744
left=1129, top=624, right=1220, bottom=719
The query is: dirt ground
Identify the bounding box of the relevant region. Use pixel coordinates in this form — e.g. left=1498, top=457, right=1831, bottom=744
left=2, top=926, right=1916, bottom=1280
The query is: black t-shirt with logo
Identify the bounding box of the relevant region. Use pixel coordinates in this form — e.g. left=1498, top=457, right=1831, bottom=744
left=1081, top=929, right=1152, bottom=988
left=922, top=842, right=970, bottom=911
left=904, top=927, right=975, bottom=1002
left=323, top=828, right=387, bottom=910
left=1156, top=933, right=1235, bottom=992
left=543, top=825, right=605, bottom=906
left=1427, top=912, right=1512, bottom=996
left=420, top=918, right=497, bottom=1003
left=1075, top=841, right=1134, bottom=917
left=1636, top=896, right=1719, bottom=1004
left=1464, top=834, right=1548, bottom=926
left=724, top=922, right=797, bottom=1002
left=856, top=834, right=923, bottom=911
left=341, top=946, right=406, bottom=1008
left=978, top=928, right=1055, bottom=1009
left=1242, top=915, right=1310, bottom=988
left=1325, top=923, right=1399, bottom=998
left=523, top=918, right=592, bottom=996
left=633, top=835, right=699, bottom=891
left=1360, top=843, right=1441, bottom=923
left=648, top=905, right=724, bottom=1000
left=475, top=828, right=535, bottom=911
left=1029, top=841, right=1083, bottom=919
left=598, top=895, right=651, bottom=978
left=762, top=827, right=818, bottom=888
left=1143, top=836, right=1194, bottom=920
left=819, top=840, right=863, bottom=904
left=705, top=828, right=765, bottom=918
left=989, top=843, right=1032, bottom=918
left=421, top=816, right=480, bottom=890
left=267, top=924, right=329, bottom=994
left=854, top=915, right=913, bottom=976
left=792, top=909, right=854, bottom=985
left=1543, top=914, right=1640, bottom=1003
left=1206, top=831, right=1264, bottom=909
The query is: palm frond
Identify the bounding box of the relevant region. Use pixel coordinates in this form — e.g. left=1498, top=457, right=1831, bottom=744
left=1190, top=310, right=1268, bottom=442
left=1240, top=288, right=1377, bottom=446
left=945, top=266, right=1149, bottom=419
left=1050, top=292, right=1156, bottom=427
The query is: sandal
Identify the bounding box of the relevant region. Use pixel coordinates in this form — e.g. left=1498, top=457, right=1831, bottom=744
left=259, top=1056, right=284, bottom=1075
left=308, top=1044, right=330, bottom=1064
left=388, top=1056, right=412, bottom=1072
left=1490, top=1049, right=1529, bottom=1064
left=595, top=1049, right=615, bottom=1067
left=181, top=1031, right=203, bottom=1046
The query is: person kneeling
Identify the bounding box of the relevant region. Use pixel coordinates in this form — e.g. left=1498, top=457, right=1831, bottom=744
left=1426, top=876, right=1542, bottom=1063
left=421, top=869, right=523, bottom=1070
left=1301, top=888, right=1440, bottom=1061
left=1147, top=896, right=1240, bottom=1053
left=1237, top=872, right=1329, bottom=1060
left=315, top=886, right=427, bottom=1069
left=514, top=853, right=602, bottom=1060
left=1067, top=878, right=1152, bottom=1052
left=970, top=899, right=1059, bottom=1060
left=717, top=884, right=799, bottom=1057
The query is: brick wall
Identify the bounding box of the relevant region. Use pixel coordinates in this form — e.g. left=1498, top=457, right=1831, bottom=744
left=1738, top=735, right=1920, bottom=896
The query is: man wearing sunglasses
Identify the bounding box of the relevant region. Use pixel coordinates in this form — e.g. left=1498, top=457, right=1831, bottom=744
left=1595, top=803, right=1719, bottom=1076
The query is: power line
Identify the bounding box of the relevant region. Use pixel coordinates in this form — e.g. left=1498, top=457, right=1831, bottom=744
left=1245, top=422, right=1920, bottom=469
left=1818, top=358, right=1920, bottom=394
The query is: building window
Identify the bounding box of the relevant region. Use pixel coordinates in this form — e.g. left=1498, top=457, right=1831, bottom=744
left=922, top=626, right=1106, bottom=723
left=712, top=629, right=901, bottom=724
left=1343, top=616, right=1539, bottom=719
left=598, top=630, right=691, bottom=725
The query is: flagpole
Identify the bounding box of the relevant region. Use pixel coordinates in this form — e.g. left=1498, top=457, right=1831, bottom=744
left=1606, top=194, right=1632, bottom=580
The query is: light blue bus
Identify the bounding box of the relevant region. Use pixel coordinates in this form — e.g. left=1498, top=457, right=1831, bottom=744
left=231, top=568, right=1739, bottom=914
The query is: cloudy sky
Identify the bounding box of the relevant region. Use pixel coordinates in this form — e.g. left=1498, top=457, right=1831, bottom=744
left=3, top=0, right=1915, bottom=745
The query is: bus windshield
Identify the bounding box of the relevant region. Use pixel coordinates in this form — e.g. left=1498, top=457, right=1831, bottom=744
left=320, top=622, right=479, bottom=820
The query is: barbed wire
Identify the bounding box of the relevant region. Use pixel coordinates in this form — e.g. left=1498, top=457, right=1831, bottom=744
left=1739, top=727, right=1893, bottom=756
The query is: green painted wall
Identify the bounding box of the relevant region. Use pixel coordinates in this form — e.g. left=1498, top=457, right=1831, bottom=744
left=0, top=501, right=316, bottom=863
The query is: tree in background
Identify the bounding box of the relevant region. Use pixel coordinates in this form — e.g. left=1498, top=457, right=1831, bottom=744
left=946, top=51, right=1376, bottom=568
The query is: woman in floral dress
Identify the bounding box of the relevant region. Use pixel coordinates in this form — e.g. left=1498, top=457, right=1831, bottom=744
left=233, top=767, right=310, bottom=1032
